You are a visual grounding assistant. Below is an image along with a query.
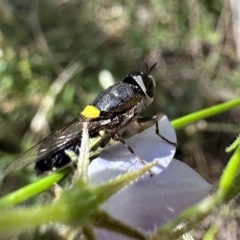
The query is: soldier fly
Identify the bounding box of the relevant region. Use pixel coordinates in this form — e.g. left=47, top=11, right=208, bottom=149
left=5, top=63, right=176, bottom=176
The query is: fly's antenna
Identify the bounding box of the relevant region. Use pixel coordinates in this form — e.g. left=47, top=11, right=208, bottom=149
left=145, top=62, right=149, bottom=74
left=145, top=62, right=157, bottom=74
left=148, top=62, right=157, bottom=74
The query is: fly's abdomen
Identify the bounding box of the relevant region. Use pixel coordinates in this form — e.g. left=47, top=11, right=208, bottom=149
left=34, top=141, right=81, bottom=175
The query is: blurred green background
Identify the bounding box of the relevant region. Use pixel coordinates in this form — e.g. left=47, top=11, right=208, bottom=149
left=0, top=0, right=240, bottom=192
left=1, top=0, right=240, bottom=239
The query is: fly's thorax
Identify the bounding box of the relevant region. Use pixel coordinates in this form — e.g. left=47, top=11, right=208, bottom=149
left=91, top=82, right=146, bottom=114
left=83, top=68, right=156, bottom=118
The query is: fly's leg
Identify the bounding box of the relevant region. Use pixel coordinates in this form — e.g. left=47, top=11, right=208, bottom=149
left=52, top=183, right=63, bottom=199
left=136, top=116, right=177, bottom=146
left=113, top=134, right=154, bottom=176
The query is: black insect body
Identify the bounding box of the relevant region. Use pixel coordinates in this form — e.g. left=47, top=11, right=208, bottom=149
left=5, top=63, right=169, bottom=176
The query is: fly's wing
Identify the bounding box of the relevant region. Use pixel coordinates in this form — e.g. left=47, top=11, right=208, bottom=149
left=4, top=117, right=90, bottom=175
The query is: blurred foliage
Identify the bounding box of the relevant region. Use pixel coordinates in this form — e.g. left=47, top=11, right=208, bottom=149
left=0, top=0, right=240, bottom=238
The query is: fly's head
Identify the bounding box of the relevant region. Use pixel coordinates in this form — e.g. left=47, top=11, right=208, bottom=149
left=122, top=63, right=156, bottom=106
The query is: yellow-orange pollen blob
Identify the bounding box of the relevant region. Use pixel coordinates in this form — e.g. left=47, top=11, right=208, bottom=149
left=81, top=105, right=100, bottom=118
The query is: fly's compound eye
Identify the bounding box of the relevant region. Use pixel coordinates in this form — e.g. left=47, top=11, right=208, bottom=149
left=139, top=73, right=156, bottom=99
left=123, top=71, right=156, bottom=99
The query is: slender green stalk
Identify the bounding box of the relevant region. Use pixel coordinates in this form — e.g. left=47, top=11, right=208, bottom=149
left=0, top=168, right=70, bottom=208
left=219, top=145, right=240, bottom=193
left=171, top=98, right=240, bottom=129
